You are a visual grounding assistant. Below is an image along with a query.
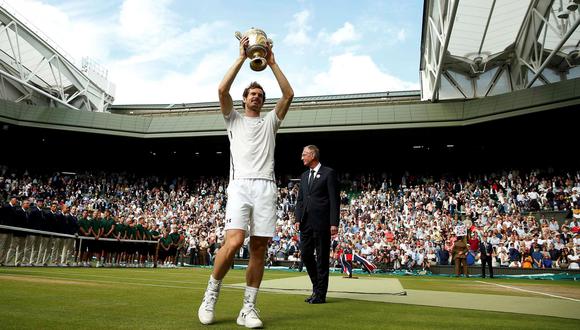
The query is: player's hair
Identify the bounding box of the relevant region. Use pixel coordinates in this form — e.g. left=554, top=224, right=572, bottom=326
left=242, top=81, right=265, bottom=108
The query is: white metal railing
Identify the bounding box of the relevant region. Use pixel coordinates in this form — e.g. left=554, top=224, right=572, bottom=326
left=0, top=224, right=158, bottom=244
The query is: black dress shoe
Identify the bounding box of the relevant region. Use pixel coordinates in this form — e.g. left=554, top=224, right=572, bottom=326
left=304, top=293, right=315, bottom=303
left=309, top=296, right=326, bottom=304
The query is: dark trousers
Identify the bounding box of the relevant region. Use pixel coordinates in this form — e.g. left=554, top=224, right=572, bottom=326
left=300, top=220, right=330, bottom=298
left=481, top=255, right=493, bottom=278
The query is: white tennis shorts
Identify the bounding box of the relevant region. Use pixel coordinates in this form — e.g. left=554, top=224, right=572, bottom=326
left=225, top=179, right=277, bottom=237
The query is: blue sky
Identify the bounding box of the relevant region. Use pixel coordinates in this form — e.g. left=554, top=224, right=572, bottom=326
left=3, top=0, right=423, bottom=104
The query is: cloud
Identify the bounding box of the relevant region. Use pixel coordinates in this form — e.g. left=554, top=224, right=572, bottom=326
left=110, top=53, right=229, bottom=104
left=110, top=52, right=284, bottom=105
left=1, top=0, right=112, bottom=61
left=118, top=0, right=177, bottom=51
left=118, top=21, right=228, bottom=66
left=305, top=53, right=419, bottom=95
left=328, top=22, right=360, bottom=45
left=396, top=28, right=406, bottom=42
left=357, top=15, right=409, bottom=46
left=284, top=10, right=311, bottom=47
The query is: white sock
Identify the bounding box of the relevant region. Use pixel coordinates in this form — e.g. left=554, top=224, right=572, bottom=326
left=208, top=274, right=222, bottom=293
left=243, top=286, right=259, bottom=308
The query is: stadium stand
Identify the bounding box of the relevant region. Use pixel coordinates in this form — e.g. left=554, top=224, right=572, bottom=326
left=1, top=165, right=579, bottom=274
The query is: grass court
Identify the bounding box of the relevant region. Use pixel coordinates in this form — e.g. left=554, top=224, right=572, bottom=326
left=1, top=267, right=579, bottom=329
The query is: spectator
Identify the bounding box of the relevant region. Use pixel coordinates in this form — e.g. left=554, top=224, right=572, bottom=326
left=531, top=246, right=543, bottom=268
left=568, top=249, right=579, bottom=269
left=522, top=253, right=533, bottom=269
left=558, top=248, right=570, bottom=269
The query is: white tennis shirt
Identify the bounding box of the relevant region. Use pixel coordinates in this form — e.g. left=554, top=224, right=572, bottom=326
left=224, top=109, right=281, bottom=181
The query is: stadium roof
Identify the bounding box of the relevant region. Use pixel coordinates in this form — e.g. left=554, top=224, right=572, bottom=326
left=2, top=78, right=579, bottom=138
left=420, top=0, right=580, bottom=101
left=109, top=91, right=421, bottom=115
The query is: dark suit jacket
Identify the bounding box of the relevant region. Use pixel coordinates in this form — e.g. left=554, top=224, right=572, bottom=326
left=12, top=207, right=30, bottom=236
left=295, top=165, right=340, bottom=232
left=0, top=204, right=16, bottom=226
left=28, top=206, right=45, bottom=230
left=44, top=210, right=58, bottom=233
left=56, top=212, right=68, bottom=234
left=479, top=241, right=493, bottom=257
left=66, top=215, right=79, bottom=235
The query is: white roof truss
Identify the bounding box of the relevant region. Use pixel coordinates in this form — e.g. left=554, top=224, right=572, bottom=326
left=0, top=5, right=115, bottom=111
left=421, top=0, right=580, bottom=101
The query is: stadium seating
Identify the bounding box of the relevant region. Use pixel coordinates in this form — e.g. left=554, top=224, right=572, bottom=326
left=1, top=165, right=579, bottom=271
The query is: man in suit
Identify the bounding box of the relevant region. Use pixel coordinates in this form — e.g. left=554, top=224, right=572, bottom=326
left=479, top=231, right=494, bottom=278
left=31, top=199, right=51, bottom=265
left=59, top=204, right=78, bottom=265
left=6, top=198, right=30, bottom=266
left=23, top=198, right=43, bottom=265
left=43, top=202, right=59, bottom=265
left=294, top=145, right=340, bottom=304
left=0, top=196, right=18, bottom=265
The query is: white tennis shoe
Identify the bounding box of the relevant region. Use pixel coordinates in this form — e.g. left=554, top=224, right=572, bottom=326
left=236, top=305, right=263, bottom=328
left=198, top=289, right=219, bottom=325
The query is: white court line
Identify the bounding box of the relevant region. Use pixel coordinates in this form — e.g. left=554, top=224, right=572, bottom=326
left=0, top=273, right=195, bottom=290
left=0, top=268, right=291, bottom=286
left=3, top=269, right=205, bottom=284
left=0, top=271, right=252, bottom=291
left=476, top=280, right=580, bottom=302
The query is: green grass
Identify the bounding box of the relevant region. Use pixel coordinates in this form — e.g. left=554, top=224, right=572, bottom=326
left=0, top=267, right=579, bottom=329
left=396, top=275, right=580, bottom=296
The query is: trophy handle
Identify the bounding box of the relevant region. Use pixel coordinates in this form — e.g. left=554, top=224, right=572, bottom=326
left=235, top=31, right=242, bottom=40
left=267, top=38, right=273, bottom=48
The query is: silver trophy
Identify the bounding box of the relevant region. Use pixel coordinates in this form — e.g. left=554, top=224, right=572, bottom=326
left=235, top=28, right=273, bottom=71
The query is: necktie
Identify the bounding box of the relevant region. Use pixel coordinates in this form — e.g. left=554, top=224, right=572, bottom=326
left=308, top=170, right=315, bottom=190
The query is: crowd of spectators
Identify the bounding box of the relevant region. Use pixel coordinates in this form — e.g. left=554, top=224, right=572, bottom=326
left=1, top=164, right=579, bottom=271
left=331, top=171, right=580, bottom=272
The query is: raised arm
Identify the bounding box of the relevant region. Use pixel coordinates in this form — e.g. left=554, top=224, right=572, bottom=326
left=265, top=45, right=294, bottom=120
left=218, top=36, right=248, bottom=117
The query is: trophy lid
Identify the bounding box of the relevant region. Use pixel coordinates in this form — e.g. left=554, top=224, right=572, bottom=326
left=235, top=28, right=267, bottom=40
left=245, top=27, right=267, bottom=36
left=250, top=27, right=266, bottom=33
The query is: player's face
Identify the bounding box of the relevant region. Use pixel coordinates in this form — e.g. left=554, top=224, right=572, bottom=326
left=244, top=88, right=264, bottom=111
